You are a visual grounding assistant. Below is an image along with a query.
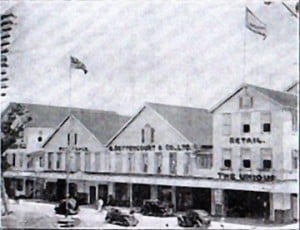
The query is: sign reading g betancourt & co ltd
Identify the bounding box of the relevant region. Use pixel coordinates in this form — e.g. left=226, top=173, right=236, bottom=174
left=218, top=172, right=275, bottom=182
left=109, top=144, right=192, bottom=152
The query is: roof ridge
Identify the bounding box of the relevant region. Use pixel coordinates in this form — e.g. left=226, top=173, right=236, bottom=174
left=246, top=84, right=297, bottom=97
left=8, top=101, right=124, bottom=116
left=146, top=101, right=209, bottom=111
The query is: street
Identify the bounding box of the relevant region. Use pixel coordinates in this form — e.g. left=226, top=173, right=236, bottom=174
left=1, top=199, right=298, bottom=229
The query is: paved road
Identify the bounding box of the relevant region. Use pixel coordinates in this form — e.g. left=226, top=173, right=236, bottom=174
left=1, top=200, right=298, bottom=229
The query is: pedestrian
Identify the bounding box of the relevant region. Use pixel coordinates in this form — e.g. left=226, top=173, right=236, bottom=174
left=97, top=198, right=104, bottom=212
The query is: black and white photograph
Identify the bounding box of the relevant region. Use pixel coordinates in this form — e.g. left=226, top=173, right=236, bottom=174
left=1, top=0, right=299, bottom=229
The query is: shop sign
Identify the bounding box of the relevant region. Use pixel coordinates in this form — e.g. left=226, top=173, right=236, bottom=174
left=58, top=146, right=89, bottom=151
left=109, top=144, right=192, bottom=152
left=218, top=172, right=275, bottom=182
left=229, top=137, right=265, bottom=144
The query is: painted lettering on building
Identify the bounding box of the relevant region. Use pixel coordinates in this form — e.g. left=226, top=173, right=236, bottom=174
left=58, top=147, right=89, bottom=151
left=109, top=144, right=192, bottom=152
left=218, top=172, right=275, bottom=182
left=229, top=137, right=265, bottom=144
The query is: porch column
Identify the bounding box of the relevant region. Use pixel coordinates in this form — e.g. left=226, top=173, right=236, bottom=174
left=150, top=185, right=158, bottom=200
left=129, top=183, right=133, bottom=208
left=171, top=186, right=176, bottom=211
left=108, top=182, right=115, bottom=197
left=211, top=189, right=225, bottom=217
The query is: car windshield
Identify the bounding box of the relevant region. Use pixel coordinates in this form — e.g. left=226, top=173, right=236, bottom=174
left=196, top=210, right=209, bottom=217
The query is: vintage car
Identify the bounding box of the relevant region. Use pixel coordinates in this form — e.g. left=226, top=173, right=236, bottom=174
left=140, top=200, right=173, bottom=217
left=105, top=208, right=139, bottom=227
left=177, top=209, right=211, bottom=228
left=54, top=198, right=79, bottom=215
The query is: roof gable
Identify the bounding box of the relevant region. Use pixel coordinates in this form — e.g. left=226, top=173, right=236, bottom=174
left=2, top=102, right=130, bottom=144
left=106, top=102, right=212, bottom=146
left=211, top=83, right=298, bottom=113
left=147, top=102, right=212, bottom=145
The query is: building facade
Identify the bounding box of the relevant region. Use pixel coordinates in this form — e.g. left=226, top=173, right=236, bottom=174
left=3, top=83, right=299, bottom=224
left=211, top=84, right=298, bottom=223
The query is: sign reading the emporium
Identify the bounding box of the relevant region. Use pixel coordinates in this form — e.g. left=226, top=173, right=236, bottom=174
left=229, top=137, right=266, bottom=144
left=218, top=172, right=275, bottom=182
left=109, top=144, right=192, bottom=152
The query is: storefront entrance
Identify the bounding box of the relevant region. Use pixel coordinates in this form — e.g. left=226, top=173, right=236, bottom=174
left=132, top=184, right=150, bottom=207
left=98, top=184, right=108, bottom=204
left=225, top=190, right=269, bottom=218
left=115, top=183, right=129, bottom=207
left=192, top=188, right=211, bottom=212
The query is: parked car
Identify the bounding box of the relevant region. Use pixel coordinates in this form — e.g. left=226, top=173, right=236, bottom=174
left=105, top=208, right=139, bottom=227
left=54, top=198, right=79, bottom=215
left=177, top=209, right=211, bottom=228
left=140, top=200, right=173, bottom=217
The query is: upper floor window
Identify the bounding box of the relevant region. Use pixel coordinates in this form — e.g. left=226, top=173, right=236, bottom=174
left=169, top=152, right=177, bottom=174
left=141, top=124, right=155, bottom=144
left=261, top=148, right=272, bottom=170
left=195, top=152, right=212, bottom=169
left=222, top=113, right=231, bottom=136
left=239, top=95, right=253, bottom=109
left=155, top=152, right=163, bottom=174
left=184, top=152, right=191, bottom=175
left=74, top=133, right=78, bottom=145
left=48, top=152, right=53, bottom=169
left=241, top=148, right=251, bottom=169
left=115, top=152, right=122, bottom=173
left=128, top=153, right=135, bottom=173
left=292, top=149, right=298, bottom=170
left=57, top=152, right=62, bottom=170
left=12, top=153, right=16, bottom=167
left=142, top=152, right=148, bottom=173
left=261, top=112, right=271, bottom=133
left=241, top=113, right=251, bottom=133
left=85, top=152, right=91, bottom=171
left=39, top=156, right=44, bottom=168
left=75, top=152, right=81, bottom=171
left=222, top=148, right=232, bottom=169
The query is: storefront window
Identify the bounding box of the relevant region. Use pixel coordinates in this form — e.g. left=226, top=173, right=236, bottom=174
left=261, top=112, right=271, bottom=133
left=222, top=113, right=231, bottom=135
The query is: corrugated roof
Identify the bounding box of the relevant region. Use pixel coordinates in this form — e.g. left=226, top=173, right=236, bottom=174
left=147, top=102, right=212, bottom=145
left=3, top=102, right=130, bottom=144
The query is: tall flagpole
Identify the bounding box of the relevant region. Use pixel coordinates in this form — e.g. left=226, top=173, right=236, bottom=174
left=66, top=56, right=72, bottom=218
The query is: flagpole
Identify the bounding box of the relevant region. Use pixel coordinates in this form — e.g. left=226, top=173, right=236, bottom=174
left=66, top=56, right=72, bottom=219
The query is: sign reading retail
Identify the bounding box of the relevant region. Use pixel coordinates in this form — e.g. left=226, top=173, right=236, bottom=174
left=229, top=137, right=265, bottom=144
left=218, top=172, right=275, bottom=182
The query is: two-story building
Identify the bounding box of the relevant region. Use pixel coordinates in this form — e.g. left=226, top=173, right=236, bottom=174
left=210, top=83, right=298, bottom=223
left=3, top=102, right=129, bottom=202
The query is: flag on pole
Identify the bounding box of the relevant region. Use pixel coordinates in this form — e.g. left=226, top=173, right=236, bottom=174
left=245, top=7, right=267, bottom=40
left=70, top=56, right=88, bottom=74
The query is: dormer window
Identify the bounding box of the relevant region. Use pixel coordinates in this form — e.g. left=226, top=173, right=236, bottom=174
left=37, top=136, right=43, bottom=142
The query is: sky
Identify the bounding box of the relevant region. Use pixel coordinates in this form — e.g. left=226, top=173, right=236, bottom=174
left=1, top=0, right=299, bottom=115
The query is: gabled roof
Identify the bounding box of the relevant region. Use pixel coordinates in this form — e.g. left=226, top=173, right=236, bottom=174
left=147, top=102, right=212, bottom=145
left=107, top=102, right=212, bottom=146
left=2, top=102, right=130, bottom=144
left=210, top=83, right=298, bottom=112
